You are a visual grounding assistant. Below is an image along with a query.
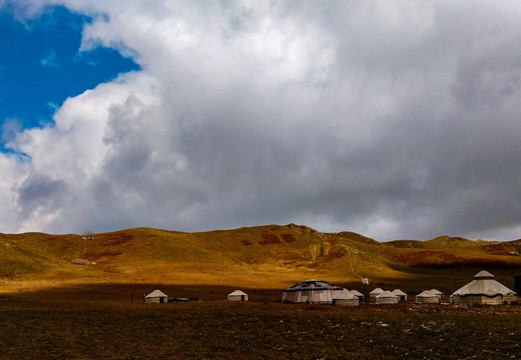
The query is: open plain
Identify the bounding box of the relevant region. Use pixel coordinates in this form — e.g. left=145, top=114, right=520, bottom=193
left=1, top=225, right=521, bottom=359
left=1, top=285, right=521, bottom=359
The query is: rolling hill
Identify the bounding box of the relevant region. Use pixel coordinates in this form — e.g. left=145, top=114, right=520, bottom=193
left=1, top=224, right=520, bottom=293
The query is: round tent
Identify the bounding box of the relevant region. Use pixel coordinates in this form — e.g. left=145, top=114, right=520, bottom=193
left=369, top=288, right=384, bottom=301
left=416, top=290, right=439, bottom=304
left=392, top=289, right=407, bottom=301
left=348, top=289, right=364, bottom=303
left=451, top=270, right=517, bottom=305
left=333, top=290, right=359, bottom=306
left=282, top=280, right=343, bottom=304
left=375, top=290, right=398, bottom=304
left=145, top=289, right=168, bottom=304
left=227, top=290, right=248, bottom=301
left=430, top=289, right=443, bottom=301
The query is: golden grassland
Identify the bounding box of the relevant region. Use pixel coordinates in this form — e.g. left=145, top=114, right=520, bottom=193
left=1, top=224, right=520, bottom=294
left=1, top=225, right=521, bottom=359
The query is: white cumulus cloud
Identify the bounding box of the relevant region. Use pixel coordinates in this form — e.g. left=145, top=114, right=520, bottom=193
left=2, top=0, right=521, bottom=241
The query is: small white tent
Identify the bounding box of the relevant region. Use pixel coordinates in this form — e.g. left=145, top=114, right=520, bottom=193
left=145, top=289, right=168, bottom=303
left=375, top=290, right=398, bottom=304
left=451, top=271, right=517, bottom=305
left=349, top=289, right=364, bottom=303
left=227, top=290, right=248, bottom=301
left=430, top=289, right=443, bottom=301
left=370, top=288, right=383, bottom=301
left=416, top=290, right=439, bottom=304
left=282, top=280, right=343, bottom=304
left=392, top=289, right=407, bottom=301
left=333, top=290, right=359, bottom=306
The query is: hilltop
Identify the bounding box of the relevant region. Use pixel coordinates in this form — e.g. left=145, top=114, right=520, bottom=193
left=1, top=224, right=520, bottom=293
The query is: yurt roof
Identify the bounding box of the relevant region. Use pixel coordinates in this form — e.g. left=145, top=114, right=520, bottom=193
left=430, top=289, right=443, bottom=295
left=349, top=289, right=364, bottom=297
left=370, top=287, right=383, bottom=294
left=452, top=271, right=516, bottom=297
left=146, top=289, right=168, bottom=298
left=473, top=270, right=494, bottom=280
left=333, top=292, right=357, bottom=300
left=417, top=290, right=437, bottom=298
left=228, top=290, right=247, bottom=296
left=376, top=290, right=396, bottom=298
left=392, top=289, right=407, bottom=296
left=284, top=280, right=342, bottom=292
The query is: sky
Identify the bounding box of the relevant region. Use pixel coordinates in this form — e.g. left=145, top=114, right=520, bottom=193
left=0, top=6, right=138, bottom=137
left=1, top=0, right=521, bottom=241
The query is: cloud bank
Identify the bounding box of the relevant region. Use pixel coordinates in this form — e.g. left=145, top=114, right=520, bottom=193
left=2, top=0, right=521, bottom=241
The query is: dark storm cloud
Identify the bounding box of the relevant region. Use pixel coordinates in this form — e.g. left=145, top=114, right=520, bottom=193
left=3, top=0, right=521, bottom=240
left=16, top=174, right=70, bottom=221
left=18, top=175, right=65, bottom=205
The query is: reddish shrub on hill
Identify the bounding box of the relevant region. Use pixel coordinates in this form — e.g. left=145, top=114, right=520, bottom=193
left=258, top=233, right=282, bottom=245
left=392, top=251, right=466, bottom=266
left=281, top=234, right=296, bottom=243
left=102, top=233, right=134, bottom=246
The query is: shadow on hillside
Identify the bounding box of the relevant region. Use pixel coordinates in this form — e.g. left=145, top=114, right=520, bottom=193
left=4, top=283, right=285, bottom=304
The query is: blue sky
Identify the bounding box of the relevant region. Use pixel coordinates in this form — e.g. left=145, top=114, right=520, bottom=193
left=0, top=6, right=138, bottom=149
left=1, top=1, right=521, bottom=241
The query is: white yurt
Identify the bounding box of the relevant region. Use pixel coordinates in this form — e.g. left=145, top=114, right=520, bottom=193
left=375, top=290, right=398, bottom=304
left=369, top=288, right=384, bottom=301
left=333, top=290, right=359, bottom=306
left=416, top=290, right=439, bottom=304
left=349, top=289, right=365, bottom=303
left=282, top=280, right=343, bottom=304
left=227, top=290, right=248, bottom=301
left=451, top=271, right=517, bottom=305
left=430, top=289, right=443, bottom=301
left=392, top=289, right=407, bottom=301
left=145, top=289, right=169, bottom=303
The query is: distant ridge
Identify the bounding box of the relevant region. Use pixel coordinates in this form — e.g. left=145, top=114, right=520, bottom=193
left=387, top=235, right=496, bottom=249
left=1, top=224, right=520, bottom=292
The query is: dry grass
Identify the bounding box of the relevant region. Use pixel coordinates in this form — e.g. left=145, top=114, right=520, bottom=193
left=2, top=226, right=521, bottom=358
left=1, top=226, right=521, bottom=359
left=2, top=225, right=521, bottom=294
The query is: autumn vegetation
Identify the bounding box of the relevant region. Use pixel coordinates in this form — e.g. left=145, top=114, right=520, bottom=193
left=1, top=224, right=521, bottom=358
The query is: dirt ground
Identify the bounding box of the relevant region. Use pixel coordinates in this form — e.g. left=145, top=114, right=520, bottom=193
left=1, top=284, right=521, bottom=359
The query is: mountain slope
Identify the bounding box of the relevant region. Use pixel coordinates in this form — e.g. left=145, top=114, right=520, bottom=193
left=1, top=224, right=520, bottom=292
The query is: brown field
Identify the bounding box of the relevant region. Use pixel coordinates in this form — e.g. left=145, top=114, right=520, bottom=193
left=1, top=225, right=521, bottom=358
left=1, top=284, right=521, bottom=359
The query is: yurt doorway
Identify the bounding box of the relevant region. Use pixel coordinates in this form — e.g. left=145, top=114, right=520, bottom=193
left=514, top=274, right=521, bottom=295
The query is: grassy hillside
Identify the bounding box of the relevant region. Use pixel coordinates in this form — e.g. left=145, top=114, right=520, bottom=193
left=1, top=224, right=520, bottom=293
